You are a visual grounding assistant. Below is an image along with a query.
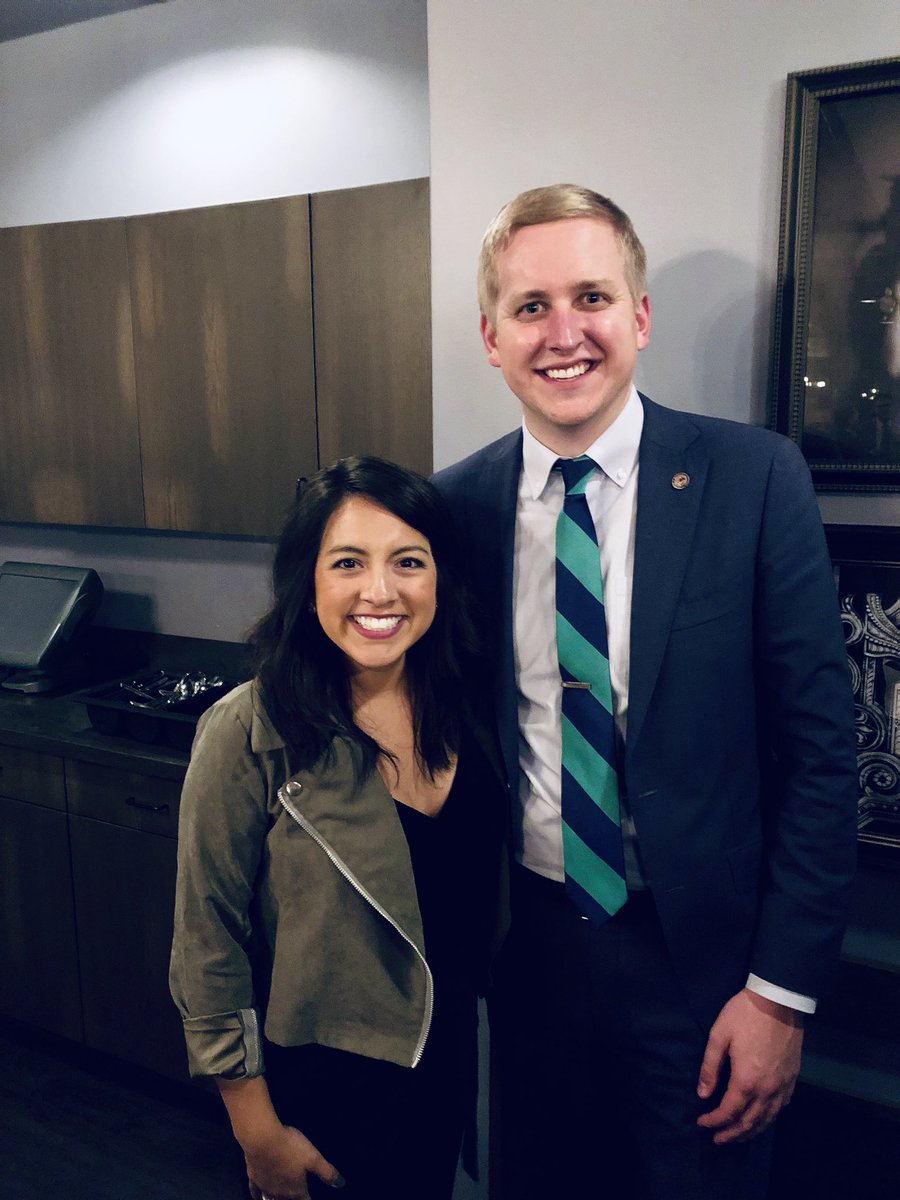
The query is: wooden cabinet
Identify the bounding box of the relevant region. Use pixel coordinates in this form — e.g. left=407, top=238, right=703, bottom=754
left=66, top=758, right=181, bottom=837
left=0, top=179, right=431, bottom=537
left=312, top=177, right=432, bottom=475
left=0, top=219, right=145, bottom=526
left=0, top=740, right=189, bottom=1081
left=66, top=759, right=187, bottom=1080
left=0, top=745, right=82, bottom=1040
left=127, top=198, right=317, bottom=536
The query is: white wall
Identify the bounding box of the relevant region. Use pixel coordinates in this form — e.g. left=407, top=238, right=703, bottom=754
left=0, top=0, right=429, bottom=225
left=427, top=0, right=900, bottom=527
left=0, top=0, right=429, bottom=640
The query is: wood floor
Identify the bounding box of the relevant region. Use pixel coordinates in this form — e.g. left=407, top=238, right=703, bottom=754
left=7, top=1020, right=895, bottom=1199
left=0, top=1019, right=486, bottom=1200
left=0, top=1023, right=245, bottom=1200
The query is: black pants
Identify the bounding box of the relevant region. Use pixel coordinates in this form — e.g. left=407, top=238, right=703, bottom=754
left=489, top=866, right=773, bottom=1200
left=264, top=999, right=475, bottom=1200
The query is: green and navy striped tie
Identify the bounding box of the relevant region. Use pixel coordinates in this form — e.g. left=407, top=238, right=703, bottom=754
left=555, top=455, right=627, bottom=924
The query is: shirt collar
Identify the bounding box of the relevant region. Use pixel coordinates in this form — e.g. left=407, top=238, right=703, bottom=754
left=520, top=386, right=644, bottom=500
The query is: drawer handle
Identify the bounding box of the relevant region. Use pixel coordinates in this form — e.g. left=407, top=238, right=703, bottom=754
left=125, top=796, right=170, bottom=814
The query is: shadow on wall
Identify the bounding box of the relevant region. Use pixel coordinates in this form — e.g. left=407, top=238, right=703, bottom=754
left=0, top=525, right=275, bottom=642
left=639, top=249, right=772, bottom=428
left=97, top=588, right=156, bottom=631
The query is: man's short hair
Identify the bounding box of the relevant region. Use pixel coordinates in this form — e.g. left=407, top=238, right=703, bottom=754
left=477, top=183, right=648, bottom=321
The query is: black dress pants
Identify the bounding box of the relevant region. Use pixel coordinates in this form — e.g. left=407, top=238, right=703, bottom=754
left=489, top=866, right=773, bottom=1200
left=263, top=996, right=475, bottom=1200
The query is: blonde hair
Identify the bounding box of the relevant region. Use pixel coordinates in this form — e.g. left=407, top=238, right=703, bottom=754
left=477, top=183, right=647, bottom=321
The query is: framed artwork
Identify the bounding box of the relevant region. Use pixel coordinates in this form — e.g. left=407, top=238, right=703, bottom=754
left=770, top=57, right=900, bottom=492
left=826, top=524, right=900, bottom=855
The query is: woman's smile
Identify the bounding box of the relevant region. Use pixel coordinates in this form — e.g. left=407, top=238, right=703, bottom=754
left=349, top=613, right=407, bottom=638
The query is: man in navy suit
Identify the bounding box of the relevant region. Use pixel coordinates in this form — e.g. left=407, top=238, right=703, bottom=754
left=433, top=185, right=857, bottom=1199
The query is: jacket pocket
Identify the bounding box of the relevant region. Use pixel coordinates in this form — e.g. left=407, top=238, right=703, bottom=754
left=671, top=577, right=745, bottom=631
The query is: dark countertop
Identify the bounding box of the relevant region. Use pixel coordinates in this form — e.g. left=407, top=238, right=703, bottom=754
left=0, top=688, right=190, bottom=780
left=0, top=630, right=250, bottom=781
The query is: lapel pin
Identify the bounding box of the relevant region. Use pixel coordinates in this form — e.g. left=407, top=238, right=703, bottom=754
left=671, top=472, right=690, bottom=490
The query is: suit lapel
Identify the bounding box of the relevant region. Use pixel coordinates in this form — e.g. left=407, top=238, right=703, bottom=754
left=470, top=429, right=522, bottom=563
left=473, top=432, right=522, bottom=788
left=627, top=397, right=709, bottom=759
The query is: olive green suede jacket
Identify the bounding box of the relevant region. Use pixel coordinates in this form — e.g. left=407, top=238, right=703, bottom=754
left=169, top=681, right=507, bottom=1080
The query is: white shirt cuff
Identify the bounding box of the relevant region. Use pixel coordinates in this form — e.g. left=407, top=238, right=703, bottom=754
left=746, top=973, right=816, bottom=1014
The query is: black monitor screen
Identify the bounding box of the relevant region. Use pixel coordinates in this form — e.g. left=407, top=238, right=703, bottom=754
left=0, top=564, right=102, bottom=670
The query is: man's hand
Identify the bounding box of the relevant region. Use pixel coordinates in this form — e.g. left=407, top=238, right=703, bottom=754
left=696, top=987, right=804, bottom=1145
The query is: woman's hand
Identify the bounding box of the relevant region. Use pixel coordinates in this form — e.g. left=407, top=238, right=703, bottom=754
left=215, top=1075, right=344, bottom=1200
left=245, top=1123, right=344, bottom=1199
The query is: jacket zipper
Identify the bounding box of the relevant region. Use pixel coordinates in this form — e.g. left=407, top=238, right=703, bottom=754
left=277, top=787, right=434, bottom=1067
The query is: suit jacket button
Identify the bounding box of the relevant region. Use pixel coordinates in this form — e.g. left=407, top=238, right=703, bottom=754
left=671, top=472, right=690, bottom=490
left=285, top=781, right=303, bottom=797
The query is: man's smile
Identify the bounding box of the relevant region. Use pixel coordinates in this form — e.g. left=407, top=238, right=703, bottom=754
left=541, top=361, right=594, bottom=381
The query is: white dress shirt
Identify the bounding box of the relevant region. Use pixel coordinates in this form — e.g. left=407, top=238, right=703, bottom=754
left=511, top=387, right=815, bottom=1013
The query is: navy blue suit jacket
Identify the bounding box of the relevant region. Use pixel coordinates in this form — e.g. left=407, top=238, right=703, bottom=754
left=434, top=394, right=857, bottom=1028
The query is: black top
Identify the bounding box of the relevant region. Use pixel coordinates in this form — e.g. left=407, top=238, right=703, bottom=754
left=395, top=728, right=504, bottom=1008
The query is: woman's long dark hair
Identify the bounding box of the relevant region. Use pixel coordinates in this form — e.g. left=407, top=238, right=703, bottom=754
left=248, top=456, right=481, bottom=778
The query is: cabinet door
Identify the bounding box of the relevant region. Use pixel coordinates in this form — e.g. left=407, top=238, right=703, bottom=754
left=312, top=178, right=432, bottom=475
left=128, top=197, right=318, bottom=536
left=0, top=793, right=82, bottom=1040
left=0, top=220, right=145, bottom=526
left=69, top=813, right=188, bottom=1081
left=66, top=759, right=186, bottom=1079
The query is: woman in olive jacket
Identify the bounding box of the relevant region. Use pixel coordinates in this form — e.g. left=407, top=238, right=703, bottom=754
left=170, top=457, right=507, bottom=1200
